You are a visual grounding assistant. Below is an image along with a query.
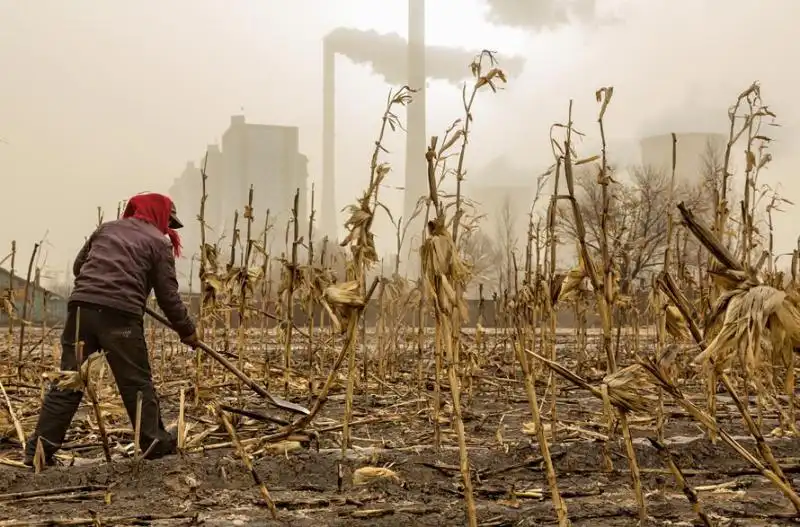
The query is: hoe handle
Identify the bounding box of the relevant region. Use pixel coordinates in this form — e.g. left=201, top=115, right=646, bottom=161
left=144, top=307, right=302, bottom=413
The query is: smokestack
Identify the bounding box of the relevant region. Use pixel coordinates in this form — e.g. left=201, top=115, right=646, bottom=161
left=320, top=9, right=526, bottom=256
left=403, top=0, right=426, bottom=271
left=321, top=40, right=337, bottom=241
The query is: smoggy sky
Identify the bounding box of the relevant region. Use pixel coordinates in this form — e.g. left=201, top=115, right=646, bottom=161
left=1, top=0, right=799, bottom=283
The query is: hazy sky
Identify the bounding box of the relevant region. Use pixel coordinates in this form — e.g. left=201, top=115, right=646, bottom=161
left=2, top=0, right=799, bottom=282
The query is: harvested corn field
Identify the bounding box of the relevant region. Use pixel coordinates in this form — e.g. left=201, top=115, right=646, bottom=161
left=2, top=53, right=800, bottom=527
left=1, top=329, right=799, bottom=526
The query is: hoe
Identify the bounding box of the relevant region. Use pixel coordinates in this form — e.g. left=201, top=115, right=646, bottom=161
left=145, top=307, right=310, bottom=416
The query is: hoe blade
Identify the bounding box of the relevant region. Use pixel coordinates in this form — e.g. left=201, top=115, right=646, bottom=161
left=264, top=394, right=311, bottom=415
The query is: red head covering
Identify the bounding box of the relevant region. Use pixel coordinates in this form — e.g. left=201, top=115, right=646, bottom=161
left=122, top=193, right=182, bottom=257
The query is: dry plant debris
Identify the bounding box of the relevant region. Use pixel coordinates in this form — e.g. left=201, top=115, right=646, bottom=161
left=0, top=66, right=798, bottom=527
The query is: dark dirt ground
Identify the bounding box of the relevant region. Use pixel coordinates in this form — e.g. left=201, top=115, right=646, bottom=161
left=2, top=330, right=800, bottom=526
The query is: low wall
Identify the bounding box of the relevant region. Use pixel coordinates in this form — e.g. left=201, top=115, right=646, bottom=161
left=2, top=295, right=624, bottom=330
left=0, top=296, right=67, bottom=326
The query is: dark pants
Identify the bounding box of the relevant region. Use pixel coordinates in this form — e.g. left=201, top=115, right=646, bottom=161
left=25, top=302, right=176, bottom=462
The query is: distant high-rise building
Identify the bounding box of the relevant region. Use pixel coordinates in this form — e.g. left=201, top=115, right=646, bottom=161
left=640, top=132, right=726, bottom=184
left=221, top=115, right=308, bottom=235
left=204, top=143, right=225, bottom=233
left=169, top=115, right=309, bottom=290
left=168, top=161, right=202, bottom=286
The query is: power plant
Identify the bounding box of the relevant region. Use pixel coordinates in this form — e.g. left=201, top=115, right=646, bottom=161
left=169, top=0, right=531, bottom=286
left=321, top=0, right=525, bottom=262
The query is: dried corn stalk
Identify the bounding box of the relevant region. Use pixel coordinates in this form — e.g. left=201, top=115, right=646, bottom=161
left=693, top=276, right=800, bottom=377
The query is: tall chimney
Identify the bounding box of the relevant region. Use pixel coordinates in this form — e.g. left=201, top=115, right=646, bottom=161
left=403, top=0, right=426, bottom=271
left=321, top=40, right=337, bottom=242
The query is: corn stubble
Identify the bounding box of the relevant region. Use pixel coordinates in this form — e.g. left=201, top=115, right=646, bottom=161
left=1, top=59, right=799, bottom=527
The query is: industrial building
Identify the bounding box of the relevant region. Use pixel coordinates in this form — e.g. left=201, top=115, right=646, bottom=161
left=169, top=115, right=309, bottom=290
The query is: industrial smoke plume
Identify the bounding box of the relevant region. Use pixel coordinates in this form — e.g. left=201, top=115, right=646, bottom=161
left=483, top=0, right=606, bottom=29
left=324, top=27, right=525, bottom=85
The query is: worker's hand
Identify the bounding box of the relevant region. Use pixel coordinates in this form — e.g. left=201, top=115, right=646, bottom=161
left=180, top=331, right=201, bottom=349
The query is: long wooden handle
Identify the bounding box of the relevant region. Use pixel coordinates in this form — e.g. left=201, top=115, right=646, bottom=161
left=144, top=307, right=310, bottom=415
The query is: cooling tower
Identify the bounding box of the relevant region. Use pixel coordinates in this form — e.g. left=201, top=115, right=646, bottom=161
left=640, top=133, right=726, bottom=184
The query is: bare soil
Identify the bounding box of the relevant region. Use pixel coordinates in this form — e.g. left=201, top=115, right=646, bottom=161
left=1, top=330, right=799, bottom=526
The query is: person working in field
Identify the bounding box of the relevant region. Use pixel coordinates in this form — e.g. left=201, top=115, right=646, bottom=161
left=24, top=192, right=200, bottom=467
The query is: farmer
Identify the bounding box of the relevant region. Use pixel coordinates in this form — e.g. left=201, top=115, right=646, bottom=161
left=24, top=192, right=200, bottom=467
